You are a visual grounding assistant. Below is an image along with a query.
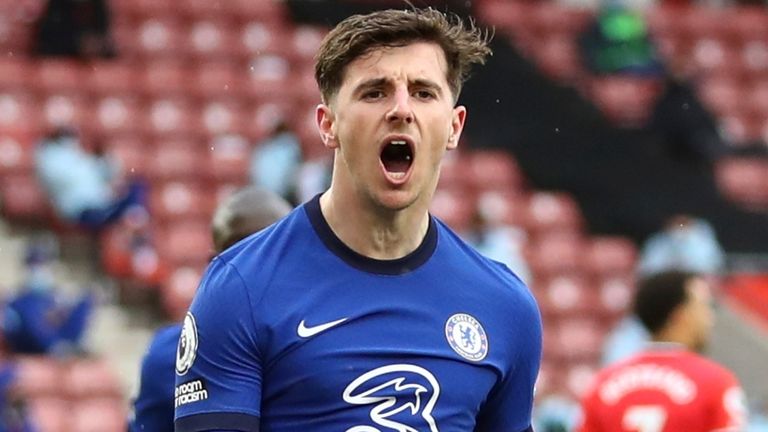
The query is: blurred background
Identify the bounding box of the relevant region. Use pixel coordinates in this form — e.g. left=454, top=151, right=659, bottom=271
left=0, top=0, right=767, bottom=430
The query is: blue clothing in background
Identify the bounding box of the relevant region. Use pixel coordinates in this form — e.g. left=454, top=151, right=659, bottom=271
left=1, top=289, right=93, bottom=355
left=601, top=315, right=650, bottom=366
left=250, top=131, right=301, bottom=200
left=638, top=218, right=725, bottom=276
left=35, top=137, right=116, bottom=221
left=129, top=324, right=181, bottom=432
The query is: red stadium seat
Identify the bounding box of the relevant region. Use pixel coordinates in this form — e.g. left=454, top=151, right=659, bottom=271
left=148, top=140, right=209, bottom=181
left=291, top=25, right=327, bottom=63
left=103, top=135, right=150, bottom=176
left=530, top=33, right=582, bottom=84
left=475, top=189, right=528, bottom=228
left=200, top=100, right=248, bottom=138
left=524, top=192, right=583, bottom=236
left=0, top=91, right=41, bottom=131
left=208, top=133, right=251, bottom=183
left=583, top=236, right=637, bottom=278
left=565, top=363, right=599, bottom=399
left=0, top=173, right=50, bottom=222
left=475, top=0, right=529, bottom=33
left=86, top=61, right=140, bottom=96
left=91, top=95, right=144, bottom=138
left=238, top=20, right=291, bottom=58
left=70, top=398, right=126, bottom=432
left=467, top=149, right=524, bottom=193
left=230, top=0, right=286, bottom=22
left=436, top=151, right=471, bottom=191
left=0, top=128, right=36, bottom=176
left=146, top=98, right=201, bottom=138
left=722, top=7, right=768, bottom=42
left=41, top=93, right=88, bottom=132
left=548, top=318, right=604, bottom=363
left=534, top=274, right=601, bottom=319
left=245, top=54, right=295, bottom=99
left=715, top=157, right=768, bottom=209
left=162, top=265, right=206, bottom=321
left=185, top=19, right=240, bottom=60
left=699, top=76, right=744, bottom=119
left=0, top=57, right=31, bottom=90
left=690, top=37, right=741, bottom=77
left=26, top=397, right=70, bottom=432
left=64, top=359, right=122, bottom=399
left=191, top=61, right=246, bottom=100
left=156, top=218, right=216, bottom=265
left=13, top=356, right=64, bottom=398
left=597, top=275, right=636, bottom=319
left=527, top=232, right=585, bottom=276
left=741, top=40, right=768, bottom=74
left=149, top=181, right=217, bottom=222
left=243, top=100, right=293, bottom=142
left=135, top=17, right=186, bottom=58
left=140, top=60, right=191, bottom=98
left=34, top=59, right=84, bottom=95
left=430, top=187, right=477, bottom=235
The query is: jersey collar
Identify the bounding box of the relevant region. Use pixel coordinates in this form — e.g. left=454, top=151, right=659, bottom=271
left=305, top=194, right=438, bottom=275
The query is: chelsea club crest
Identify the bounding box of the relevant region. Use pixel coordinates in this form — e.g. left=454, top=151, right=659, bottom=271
left=445, top=313, right=488, bottom=361
left=176, top=312, right=199, bottom=375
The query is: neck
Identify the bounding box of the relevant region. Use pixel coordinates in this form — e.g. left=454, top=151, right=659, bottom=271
left=319, top=188, right=430, bottom=260
left=652, top=327, right=693, bottom=351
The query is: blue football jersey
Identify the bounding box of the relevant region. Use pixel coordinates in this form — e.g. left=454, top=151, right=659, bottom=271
left=130, top=323, right=181, bottom=432
left=174, top=195, right=542, bottom=432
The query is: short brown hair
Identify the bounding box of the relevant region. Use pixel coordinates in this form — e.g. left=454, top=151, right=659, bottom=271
left=315, top=8, right=492, bottom=103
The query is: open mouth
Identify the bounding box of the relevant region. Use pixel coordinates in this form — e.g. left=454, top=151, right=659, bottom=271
left=380, top=139, right=414, bottom=181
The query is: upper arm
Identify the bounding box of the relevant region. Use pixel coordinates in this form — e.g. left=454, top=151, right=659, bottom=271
left=708, top=371, right=748, bottom=432
left=174, top=259, right=264, bottom=432
left=476, top=287, right=543, bottom=431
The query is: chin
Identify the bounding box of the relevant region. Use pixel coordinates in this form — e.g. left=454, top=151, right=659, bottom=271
left=372, top=189, right=419, bottom=212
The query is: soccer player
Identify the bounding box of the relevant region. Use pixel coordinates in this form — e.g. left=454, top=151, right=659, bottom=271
left=578, top=270, right=748, bottom=432
left=128, top=186, right=292, bottom=432
left=174, top=7, right=542, bottom=432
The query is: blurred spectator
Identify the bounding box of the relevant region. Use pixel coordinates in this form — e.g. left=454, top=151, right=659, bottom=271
left=250, top=122, right=302, bottom=204
left=1, top=238, right=94, bottom=356
left=33, top=0, right=116, bottom=58
left=639, top=214, right=726, bottom=276
left=468, top=208, right=532, bottom=284
left=129, top=186, right=292, bottom=432
left=0, top=364, right=32, bottom=432
left=533, top=393, right=581, bottom=432
left=35, top=127, right=148, bottom=231
left=295, top=155, right=333, bottom=204
left=601, top=314, right=649, bottom=365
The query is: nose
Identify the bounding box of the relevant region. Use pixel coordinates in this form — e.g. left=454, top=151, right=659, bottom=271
left=386, top=86, right=414, bottom=124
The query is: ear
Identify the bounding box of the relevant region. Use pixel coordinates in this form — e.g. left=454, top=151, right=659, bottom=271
left=316, top=104, right=338, bottom=149
left=447, top=105, right=467, bottom=151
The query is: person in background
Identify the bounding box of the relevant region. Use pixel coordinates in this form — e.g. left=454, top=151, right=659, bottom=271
left=33, top=0, right=116, bottom=58
left=250, top=121, right=303, bottom=204
left=1, top=237, right=93, bottom=356
left=175, top=8, right=540, bottom=431
left=35, top=127, right=148, bottom=231
left=579, top=270, right=748, bottom=431
left=602, top=213, right=726, bottom=365
left=128, top=186, right=292, bottom=432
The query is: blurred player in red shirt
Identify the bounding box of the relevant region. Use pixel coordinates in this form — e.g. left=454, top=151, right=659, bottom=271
left=578, top=270, right=748, bottom=432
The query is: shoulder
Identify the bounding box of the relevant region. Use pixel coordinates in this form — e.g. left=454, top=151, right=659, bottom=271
left=143, top=324, right=182, bottom=370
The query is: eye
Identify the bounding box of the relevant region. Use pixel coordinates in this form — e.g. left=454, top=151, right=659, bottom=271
left=414, top=90, right=436, bottom=100
left=362, top=90, right=385, bottom=100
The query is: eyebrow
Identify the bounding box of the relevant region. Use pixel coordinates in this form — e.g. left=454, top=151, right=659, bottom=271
left=352, top=77, right=445, bottom=97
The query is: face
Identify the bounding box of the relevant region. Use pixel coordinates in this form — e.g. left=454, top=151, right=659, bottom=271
left=680, top=277, right=715, bottom=352
left=316, top=42, right=466, bottom=212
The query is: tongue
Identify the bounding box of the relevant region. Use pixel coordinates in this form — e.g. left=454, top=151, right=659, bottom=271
left=382, top=158, right=410, bottom=173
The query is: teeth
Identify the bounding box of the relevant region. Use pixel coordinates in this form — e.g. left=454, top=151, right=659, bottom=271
left=391, top=140, right=407, bottom=145
left=389, top=172, right=406, bottom=180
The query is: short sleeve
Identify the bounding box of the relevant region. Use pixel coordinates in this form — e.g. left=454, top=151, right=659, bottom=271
left=709, top=370, right=748, bottom=432
left=174, top=259, right=263, bottom=432
left=475, top=288, right=542, bottom=432
left=130, top=324, right=179, bottom=431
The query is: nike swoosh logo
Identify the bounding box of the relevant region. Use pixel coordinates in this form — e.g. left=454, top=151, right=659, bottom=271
left=297, top=317, right=348, bottom=338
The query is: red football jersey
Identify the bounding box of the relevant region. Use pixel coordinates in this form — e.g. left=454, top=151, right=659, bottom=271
left=578, top=347, right=747, bottom=432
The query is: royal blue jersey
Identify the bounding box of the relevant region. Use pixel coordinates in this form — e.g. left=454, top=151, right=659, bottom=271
left=130, top=323, right=180, bottom=432
left=174, top=195, right=542, bottom=432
